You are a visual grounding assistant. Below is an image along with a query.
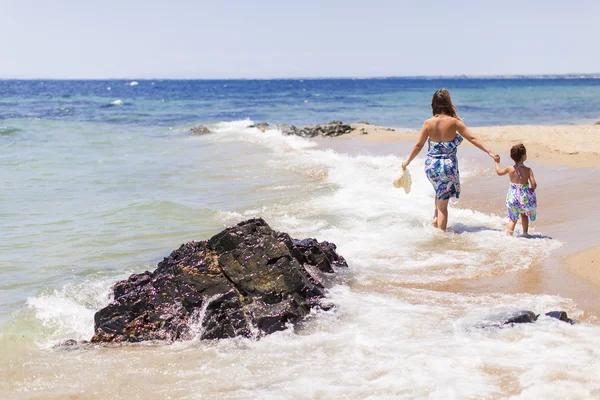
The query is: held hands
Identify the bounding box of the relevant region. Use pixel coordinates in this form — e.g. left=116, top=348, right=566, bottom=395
left=489, top=151, right=500, bottom=163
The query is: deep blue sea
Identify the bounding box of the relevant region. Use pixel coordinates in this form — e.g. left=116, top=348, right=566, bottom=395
left=1, top=78, right=599, bottom=128
left=1, top=78, right=600, bottom=398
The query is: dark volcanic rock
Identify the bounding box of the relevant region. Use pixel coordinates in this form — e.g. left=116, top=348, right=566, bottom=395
left=91, top=218, right=347, bottom=343
left=545, top=311, right=576, bottom=324
left=501, top=310, right=539, bottom=325
left=281, top=122, right=354, bottom=138
left=189, top=126, right=212, bottom=135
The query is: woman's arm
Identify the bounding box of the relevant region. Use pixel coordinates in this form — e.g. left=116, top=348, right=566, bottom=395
left=495, top=161, right=509, bottom=176
left=402, top=122, right=428, bottom=170
left=456, top=120, right=500, bottom=162
left=529, top=169, right=537, bottom=191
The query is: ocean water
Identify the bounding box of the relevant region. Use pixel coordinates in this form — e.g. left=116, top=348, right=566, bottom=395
left=1, top=79, right=600, bottom=399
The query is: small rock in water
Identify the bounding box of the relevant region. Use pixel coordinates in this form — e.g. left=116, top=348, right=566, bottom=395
left=249, top=122, right=270, bottom=132
left=188, top=126, right=212, bottom=135
left=595, top=121, right=600, bottom=125
left=502, top=310, right=539, bottom=325
left=545, top=311, right=576, bottom=324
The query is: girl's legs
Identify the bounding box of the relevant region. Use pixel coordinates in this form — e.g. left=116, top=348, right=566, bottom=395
left=432, top=198, right=438, bottom=227
left=437, top=199, right=449, bottom=231
left=520, top=214, right=529, bottom=236
left=506, top=219, right=517, bottom=236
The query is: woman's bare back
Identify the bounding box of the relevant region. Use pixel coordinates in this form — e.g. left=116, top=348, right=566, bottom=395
left=425, top=116, right=461, bottom=142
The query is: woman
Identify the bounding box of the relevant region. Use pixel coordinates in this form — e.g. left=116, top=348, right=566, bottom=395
left=402, top=89, right=500, bottom=231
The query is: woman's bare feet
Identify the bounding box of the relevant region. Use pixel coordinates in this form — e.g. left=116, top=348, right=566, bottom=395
left=432, top=218, right=438, bottom=228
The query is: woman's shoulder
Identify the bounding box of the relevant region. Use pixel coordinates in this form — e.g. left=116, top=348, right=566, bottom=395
left=425, top=116, right=461, bottom=128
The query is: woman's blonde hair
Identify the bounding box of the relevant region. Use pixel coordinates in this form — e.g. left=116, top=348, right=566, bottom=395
left=431, top=89, right=459, bottom=119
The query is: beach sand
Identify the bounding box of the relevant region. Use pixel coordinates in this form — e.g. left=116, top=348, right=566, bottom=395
left=327, top=123, right=600, bottom=318
left=563, top=247, right=600, bottom=288
left=348, top=122, right=600, bottom=168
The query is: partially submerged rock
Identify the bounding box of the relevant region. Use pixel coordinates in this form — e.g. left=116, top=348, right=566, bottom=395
left=91, top=218, right=347, bottom=343
left=501, top=310, right=539, bottom=325
left=250, top=122, right=270, bottom=132
left=545, top=311, right=576, bottom=324
left=281, top=121, right=354, bottom=138
left=478, top=309, right=576, bottom=329
left=189, top=126, right=212, bottom=135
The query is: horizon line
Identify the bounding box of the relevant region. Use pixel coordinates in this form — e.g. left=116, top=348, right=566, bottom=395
left=1, top=73, right=600, bottom=81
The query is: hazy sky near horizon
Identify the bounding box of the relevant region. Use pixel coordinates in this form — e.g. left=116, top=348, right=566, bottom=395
left=1, top=0, right=599, bottom=79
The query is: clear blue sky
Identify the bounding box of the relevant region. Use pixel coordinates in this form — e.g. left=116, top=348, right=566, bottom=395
left=1, top=0, right=598, bottom=79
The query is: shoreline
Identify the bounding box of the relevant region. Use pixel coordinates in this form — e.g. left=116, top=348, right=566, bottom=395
left=344, top=122, right=600, bottom=168
left=318, top=124, right=600, bottom=319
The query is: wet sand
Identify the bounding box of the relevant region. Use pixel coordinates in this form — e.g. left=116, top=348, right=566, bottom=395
left=563, top=247, right=600, bottom=288
left=319, top=129, right=600, bottom=319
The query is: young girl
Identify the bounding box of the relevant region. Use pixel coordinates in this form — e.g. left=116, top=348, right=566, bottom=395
left=495, top=144, right=537, bottom=236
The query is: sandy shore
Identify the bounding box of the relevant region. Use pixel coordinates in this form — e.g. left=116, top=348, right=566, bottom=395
left=327, top=123, right=600, bottom=318
left=563, top=246, right=600, bottom=288
left=347, top=122, right=600, bottom=168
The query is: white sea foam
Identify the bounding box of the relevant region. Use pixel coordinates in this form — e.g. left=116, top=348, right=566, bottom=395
left=129, top=81, right=139, bottom=86
left=25, top=274, right=130, bottom=347
left=110, top=99, right=123, bottom=106
left=210, top=119, right=318, bottom=151
left=214, top=122, right=560, bottom=283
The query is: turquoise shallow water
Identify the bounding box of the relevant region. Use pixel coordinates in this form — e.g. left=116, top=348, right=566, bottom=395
left=0, top=119, right=313, bottom=324
left=1, top=80, right=600, bottom=398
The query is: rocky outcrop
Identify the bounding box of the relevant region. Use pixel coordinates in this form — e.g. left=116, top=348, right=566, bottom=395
left=281, top=121, right=354, bottom=138
left=189, top=126, right=212, bottom=135
left=91, top=218, right=347, bottom=343
left=595, top=121, right=600, bottom=126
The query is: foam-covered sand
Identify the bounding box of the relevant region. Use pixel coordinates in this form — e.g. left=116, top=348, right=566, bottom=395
left=347, top=123, right=600, bottom=168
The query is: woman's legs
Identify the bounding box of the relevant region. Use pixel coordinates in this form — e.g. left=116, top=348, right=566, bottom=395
left=437, top=199, right=449, bottom=231
left=432, top=198, right=438, bottom=227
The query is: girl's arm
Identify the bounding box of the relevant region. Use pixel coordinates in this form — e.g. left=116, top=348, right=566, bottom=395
left=495, top=161, right=509, bottom=176
left=529, top=169, right=537, bottom=191
left=456, top=120, right=500, bottom=162
left=402, top=122, right=428, bottom=170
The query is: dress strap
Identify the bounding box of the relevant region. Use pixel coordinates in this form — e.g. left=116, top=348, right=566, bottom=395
left=514, top=164, right=523, bottom=179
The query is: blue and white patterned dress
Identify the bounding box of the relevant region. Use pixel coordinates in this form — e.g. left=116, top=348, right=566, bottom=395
left=424, top=134, right=463, bottom=200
